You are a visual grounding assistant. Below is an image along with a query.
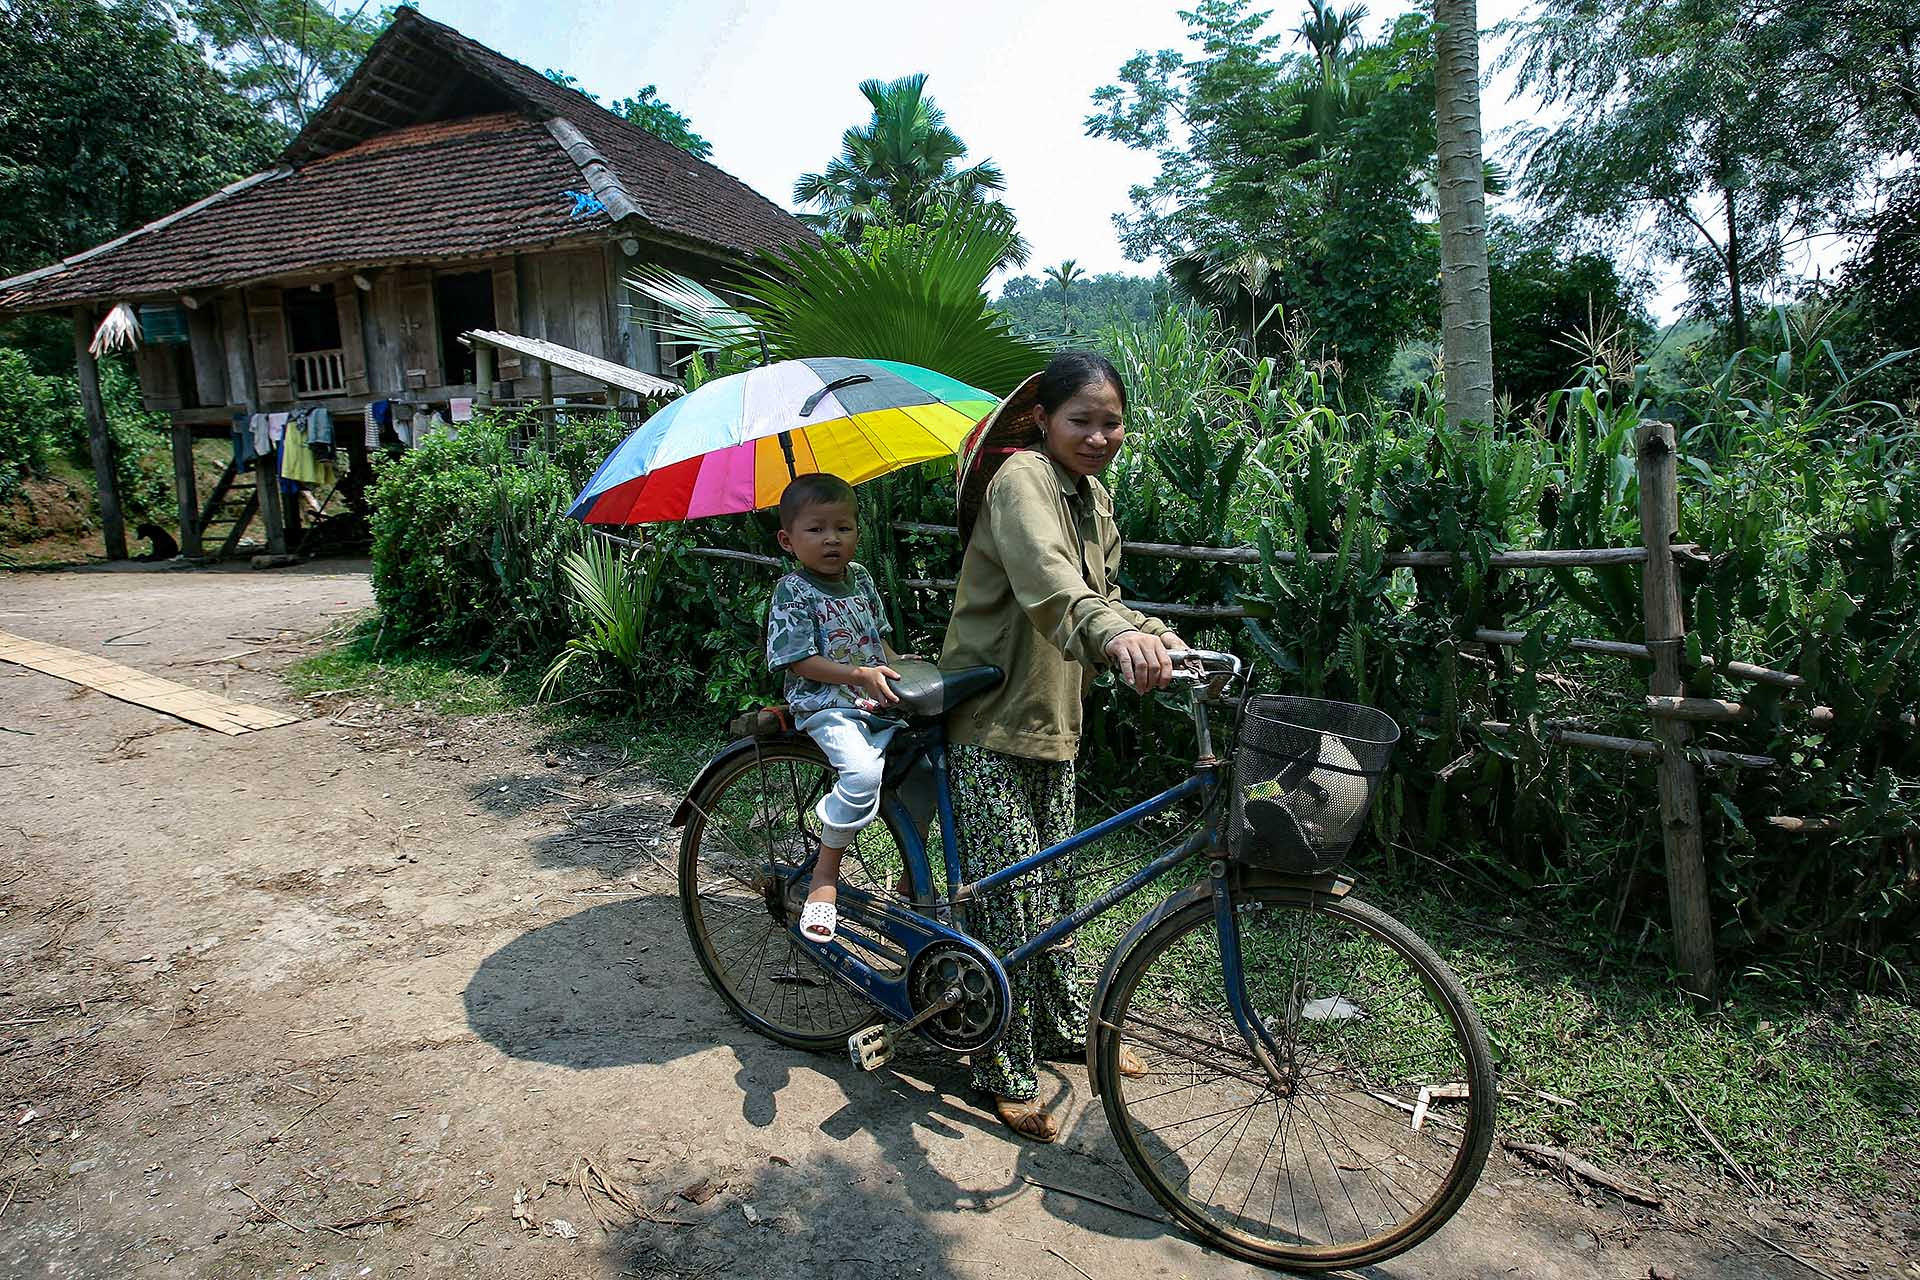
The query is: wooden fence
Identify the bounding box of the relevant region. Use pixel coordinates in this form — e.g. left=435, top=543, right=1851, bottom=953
left=671, top=422, right=1852, bottom=1001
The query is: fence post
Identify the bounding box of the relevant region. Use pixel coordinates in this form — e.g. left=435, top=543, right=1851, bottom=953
left=1636, top=420, right=1716, bottom=1001
left=474, top=343, right=495, bottom=409
left=539, top=361, right=556, bottom=454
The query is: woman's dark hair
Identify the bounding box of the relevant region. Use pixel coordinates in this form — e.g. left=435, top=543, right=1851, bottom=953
left=1034, top=351, right=1127, bottom=415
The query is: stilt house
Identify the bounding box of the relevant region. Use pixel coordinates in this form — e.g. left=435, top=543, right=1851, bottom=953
left=0, top=7, right=813, bottom=559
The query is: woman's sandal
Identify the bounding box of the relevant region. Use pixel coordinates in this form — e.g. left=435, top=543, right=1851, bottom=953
left=993, top=1096, right=1059, bottom=1143
left=1117, top=1046, right=1149, bottom=1078
left=799, top=899, right=836, bottom=943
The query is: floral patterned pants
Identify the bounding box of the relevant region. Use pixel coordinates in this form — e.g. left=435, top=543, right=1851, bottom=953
left=948, top=742, right=1086, bottom=1102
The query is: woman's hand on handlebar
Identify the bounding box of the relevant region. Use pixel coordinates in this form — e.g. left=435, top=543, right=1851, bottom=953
left=1106, top=630, right=1176, bottom=694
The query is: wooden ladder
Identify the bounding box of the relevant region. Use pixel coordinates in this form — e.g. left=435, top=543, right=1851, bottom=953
left=195, top=460, right=260, bottom=559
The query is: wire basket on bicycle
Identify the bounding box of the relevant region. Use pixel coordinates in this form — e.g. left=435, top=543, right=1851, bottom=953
left=1229, top=695, right=1400, bottom=874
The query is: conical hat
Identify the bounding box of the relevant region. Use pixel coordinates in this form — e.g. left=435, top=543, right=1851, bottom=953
left=956, top=371, right=1045, bottom=544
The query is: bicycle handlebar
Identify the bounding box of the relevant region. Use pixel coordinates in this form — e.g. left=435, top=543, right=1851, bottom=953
left=1165, top=647, right=1245, bottom=682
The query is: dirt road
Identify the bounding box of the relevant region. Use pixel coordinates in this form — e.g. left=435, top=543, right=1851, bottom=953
left=0, top=565, right=1853, bottom=1279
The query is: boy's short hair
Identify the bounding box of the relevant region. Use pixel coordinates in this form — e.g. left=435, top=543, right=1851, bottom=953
left=778, top=473, right=856, bottom=528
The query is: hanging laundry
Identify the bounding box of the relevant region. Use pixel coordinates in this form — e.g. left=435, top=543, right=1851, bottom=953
left=267, top=411, right=289, bottom=444
left=280, top=421, right=335, bottom=487
left=231, top=412, right=252, bottom=470
left=306, top=406, right=335, bottom=461
left=250, top=412, right=272, bottom=458
left=449, top=397, right=474, bottom=423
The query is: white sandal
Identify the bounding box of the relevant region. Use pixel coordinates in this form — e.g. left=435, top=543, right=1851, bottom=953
left=799, top=899, right=837, bottom=943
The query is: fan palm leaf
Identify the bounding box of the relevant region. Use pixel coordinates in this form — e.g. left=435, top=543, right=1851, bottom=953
left=632, top=202, right=1048, bottom=396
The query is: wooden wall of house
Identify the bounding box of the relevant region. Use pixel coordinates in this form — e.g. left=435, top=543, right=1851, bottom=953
left=137, top=235, right=720, bottom=424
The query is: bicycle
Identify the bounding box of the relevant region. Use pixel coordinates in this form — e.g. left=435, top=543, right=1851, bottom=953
left=670, top=648, right=1494, bottom=1272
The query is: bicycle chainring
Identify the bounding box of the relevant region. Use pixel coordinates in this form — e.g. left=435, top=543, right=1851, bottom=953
left=907, top=942, right=1004, bottom=1053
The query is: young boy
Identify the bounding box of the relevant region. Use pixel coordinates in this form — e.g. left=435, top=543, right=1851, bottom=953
left=765, top=473, right=905, bottom=944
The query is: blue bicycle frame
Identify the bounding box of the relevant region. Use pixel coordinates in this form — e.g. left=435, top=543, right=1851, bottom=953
left=794, top=652, right=1288, bottom=1067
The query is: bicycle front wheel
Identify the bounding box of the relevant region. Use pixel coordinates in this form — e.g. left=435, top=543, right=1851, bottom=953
left=1094, top=886, right=1494, bottom=1271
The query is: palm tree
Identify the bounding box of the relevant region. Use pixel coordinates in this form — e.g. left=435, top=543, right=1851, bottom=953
left=793, top=74, right=1023, bottom=266
left=1434, top=0, right=1495, bottom=428
left=1044, top=260, right=1084, bottom=332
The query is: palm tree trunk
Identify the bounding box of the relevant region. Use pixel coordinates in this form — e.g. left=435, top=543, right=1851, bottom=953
left=1435, top=0, right=1495, bottom=430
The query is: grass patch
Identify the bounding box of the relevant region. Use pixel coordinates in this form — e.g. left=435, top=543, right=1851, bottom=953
left=290, top=623, right=723, bottom=789
left=1369, top=878, right=1920, bottom=1202
left=289, top=627, right=516, bottom=718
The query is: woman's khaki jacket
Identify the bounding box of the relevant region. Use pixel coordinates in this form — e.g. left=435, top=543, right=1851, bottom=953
left=938, top=449, right=1168, bottom=761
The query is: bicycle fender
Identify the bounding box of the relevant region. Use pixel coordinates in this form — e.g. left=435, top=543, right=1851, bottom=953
left=1084, top=866, right=1355, bottom=1096
left=670, top=733, right=815, bottom=828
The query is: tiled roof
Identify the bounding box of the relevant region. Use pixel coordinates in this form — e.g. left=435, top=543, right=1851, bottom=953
left=0, top=115, right=600, bottom=309
left=374, top=9, right=813, bottom=259
left=0, top=6, right=813, bottom=312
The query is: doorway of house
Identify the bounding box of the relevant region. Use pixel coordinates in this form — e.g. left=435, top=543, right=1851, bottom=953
left=435, top=270, right=496, bottom=386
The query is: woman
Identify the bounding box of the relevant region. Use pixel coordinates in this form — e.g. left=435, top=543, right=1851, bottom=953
left=938, top=351, right=1187, bottom=1142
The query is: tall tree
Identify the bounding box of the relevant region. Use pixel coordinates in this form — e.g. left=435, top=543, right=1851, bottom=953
left=541, top=70, right=713, bottom=158
left=1088, top=0, right=1438, bottom=385
left=181, top=0, right=385, bottom=131
left=1434, top=0, right=1493, bottom=429
left=1486, top=216, right=1652, bottom=405
left=609, top=86, right=713, bottom=159
left=0, top=0, right=280, bottom=278
left=1044, top=260, right=1085, bottom=332
left=1504, top=0, right=1894, bottom=349
left=793, top=74, right=1024, bottom=266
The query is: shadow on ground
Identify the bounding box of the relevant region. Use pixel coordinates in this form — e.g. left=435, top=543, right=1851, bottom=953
left=464, top=894, right=1423, bottom=1279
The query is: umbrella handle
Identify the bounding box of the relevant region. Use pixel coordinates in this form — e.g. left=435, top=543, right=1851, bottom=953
left=800, top=374, right=874, bottom=418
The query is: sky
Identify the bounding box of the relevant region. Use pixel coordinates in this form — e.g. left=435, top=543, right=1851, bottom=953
left=409, top=0, right=1684, bottom=306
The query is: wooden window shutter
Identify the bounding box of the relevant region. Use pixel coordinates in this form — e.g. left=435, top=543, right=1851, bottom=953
left=186, top=305, right=227, bottom=406
left=246, top=288, right=291, bottom=403
left=490, top=261, right=522, bottom=379
left=220, top=295, right=253, bottom=406
left=332, top=281, right=371, bottom=396
left=396, top=269, right=439, bottom=390
left=133, top=343, right=183, bottom=411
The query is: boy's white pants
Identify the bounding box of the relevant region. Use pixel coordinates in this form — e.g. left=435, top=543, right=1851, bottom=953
left=798, top=707, right=900, bottom=849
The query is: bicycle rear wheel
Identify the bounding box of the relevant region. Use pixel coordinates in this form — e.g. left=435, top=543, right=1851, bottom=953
left=1093, top=886, right=1494, bottom=1271
left=678, top=737, right=902, bottom=1051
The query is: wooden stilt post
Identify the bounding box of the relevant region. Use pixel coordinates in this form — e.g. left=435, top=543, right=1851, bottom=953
left=171, top=425, right=202, bottom=558
left=72, top=307, right=128, bottom=561
left=254, top=454, right=287, bottom=555
left=1636, top=420, right=1715, bottom=1002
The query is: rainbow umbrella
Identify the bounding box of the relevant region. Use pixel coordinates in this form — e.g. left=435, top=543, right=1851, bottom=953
left=568, top=357, right=998, bottom=524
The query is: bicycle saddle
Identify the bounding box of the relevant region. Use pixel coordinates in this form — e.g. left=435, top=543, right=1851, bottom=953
left=886, top=660, right=1003, bottom=724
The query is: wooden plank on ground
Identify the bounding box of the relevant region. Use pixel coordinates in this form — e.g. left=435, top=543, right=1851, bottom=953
left=0, top=631, right=300, bottom=736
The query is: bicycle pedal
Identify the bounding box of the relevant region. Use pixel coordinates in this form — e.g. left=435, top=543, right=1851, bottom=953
left=847, top=1025, right=895, bottom=1071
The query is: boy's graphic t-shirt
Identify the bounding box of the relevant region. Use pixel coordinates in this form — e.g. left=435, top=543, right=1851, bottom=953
left=766, top=562, right=893, bottom=715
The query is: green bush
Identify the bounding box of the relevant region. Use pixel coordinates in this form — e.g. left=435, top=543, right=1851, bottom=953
left=0, top=346, right=62, bottom=498
left=366, top=411, right=635, bottom=660
left=0, top=345, right=170, bottom=521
